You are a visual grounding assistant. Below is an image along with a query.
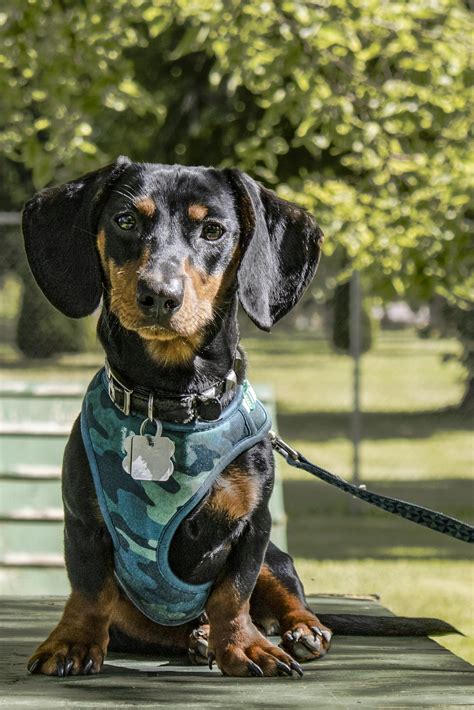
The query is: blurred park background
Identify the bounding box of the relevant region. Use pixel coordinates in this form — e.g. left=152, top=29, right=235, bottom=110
left=0, top=1, right=472, bottom=663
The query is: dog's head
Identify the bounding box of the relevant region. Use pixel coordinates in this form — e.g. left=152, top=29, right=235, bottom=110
left=23, top=158, right=323, bottom=359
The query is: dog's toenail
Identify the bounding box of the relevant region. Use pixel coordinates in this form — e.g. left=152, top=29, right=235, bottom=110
left=275, top=659, right=293, bottom=676
left=56, top=660, right=65, bottom=678
left=28, top=658, right=41, bottom=674
left=247, top=660, right=264, bottom=677
left=290, top=660, right=304, bottom=677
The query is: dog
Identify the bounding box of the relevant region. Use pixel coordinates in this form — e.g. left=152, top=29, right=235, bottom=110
left=22, top=157, right=333, bottom=678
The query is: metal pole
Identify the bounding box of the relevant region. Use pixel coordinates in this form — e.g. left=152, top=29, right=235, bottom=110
left=349, top=270, right=362, bottom=491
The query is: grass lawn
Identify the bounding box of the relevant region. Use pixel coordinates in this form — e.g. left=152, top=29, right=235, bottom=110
left=244, top=330, right=473, bottom=664
left=1, top=329, right=472, bottom=663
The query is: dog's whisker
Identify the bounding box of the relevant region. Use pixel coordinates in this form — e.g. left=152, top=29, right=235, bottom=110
left=72, top=225, right=98, bottom=238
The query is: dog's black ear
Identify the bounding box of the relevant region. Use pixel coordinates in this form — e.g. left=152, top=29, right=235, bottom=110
left=22, top=156, right=131, bottom=318
left=224, top=169, right=323, bottom=331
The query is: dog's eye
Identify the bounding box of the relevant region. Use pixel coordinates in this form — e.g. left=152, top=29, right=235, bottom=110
left=202, top=223, right=225, bottom=241
left=114, top=212, right=136, bottom=231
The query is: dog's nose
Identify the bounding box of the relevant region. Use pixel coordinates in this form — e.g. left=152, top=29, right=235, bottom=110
left=136, top=278, right=183, bottom=320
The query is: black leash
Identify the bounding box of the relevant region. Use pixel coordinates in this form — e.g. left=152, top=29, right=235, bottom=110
left=268, top=432, right=474, bottom=544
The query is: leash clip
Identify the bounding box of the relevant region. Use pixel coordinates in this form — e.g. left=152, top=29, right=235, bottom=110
left=268, top=430, right=300, bottom=461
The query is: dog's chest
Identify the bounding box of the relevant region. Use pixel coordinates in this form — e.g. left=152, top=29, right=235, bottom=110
left=80, top=368, right=271, bottom=625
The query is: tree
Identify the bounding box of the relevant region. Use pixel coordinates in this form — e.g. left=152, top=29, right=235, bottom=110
left=442, top=301, right=474, bottom=413
left=1, top=1, right=472, bottom=394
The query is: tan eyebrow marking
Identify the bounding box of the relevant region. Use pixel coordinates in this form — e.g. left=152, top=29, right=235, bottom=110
left=135, top=197, right=156, bottom=217
left=188, top=203, right=209, bottom=221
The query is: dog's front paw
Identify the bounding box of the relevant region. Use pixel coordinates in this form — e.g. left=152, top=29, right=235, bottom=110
left=28, top=635, right=106, bottom=676
left=280, top=613, right=332, bottom=661
left=209, top=620, right=303, bottom=678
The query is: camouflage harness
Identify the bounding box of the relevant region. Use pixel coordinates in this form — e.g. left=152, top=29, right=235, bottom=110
left=80, top=369, right=271, bottom=625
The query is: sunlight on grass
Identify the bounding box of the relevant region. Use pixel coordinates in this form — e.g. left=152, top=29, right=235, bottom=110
left=377, top=546, right=443, bottom=557
left=380, top=545, right=437, bottom=557
left=277, top=437, right=473, bottom=486
left=244, top=331, right=465, bottom=413
left=276, top=432, right=473, bottom=483
left=244, top=331, right=472, bottom=482
left=296, top=558, right=474, bottom=664
left=361, top=433, right=473, bottom=480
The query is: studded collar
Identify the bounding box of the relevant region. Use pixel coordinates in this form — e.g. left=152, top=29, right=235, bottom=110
left=104, top=353, right=243, bottom=424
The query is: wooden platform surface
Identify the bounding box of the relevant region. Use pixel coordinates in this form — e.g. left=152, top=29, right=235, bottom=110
left=0, top=595, right=472, bottom=708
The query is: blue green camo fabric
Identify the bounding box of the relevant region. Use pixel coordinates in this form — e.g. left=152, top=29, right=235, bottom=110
left=80, top=369, right=271, bottom=626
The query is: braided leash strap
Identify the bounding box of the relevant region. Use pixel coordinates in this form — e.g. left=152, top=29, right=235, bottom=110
left=269, top=433, right=474, bottom=544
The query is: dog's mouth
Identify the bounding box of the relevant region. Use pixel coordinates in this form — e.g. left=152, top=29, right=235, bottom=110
left=136, top=324, right=180, bottom=341
left=111, top=296, right=211, bottom=344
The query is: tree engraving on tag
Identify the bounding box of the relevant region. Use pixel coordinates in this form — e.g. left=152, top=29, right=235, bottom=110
left=122, top=420, right=175, bottom=481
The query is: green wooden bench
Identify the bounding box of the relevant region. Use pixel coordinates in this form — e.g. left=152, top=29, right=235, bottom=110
left=0, top=594, right=472, bottom=707
left=0, top=380, right=286, bottom=595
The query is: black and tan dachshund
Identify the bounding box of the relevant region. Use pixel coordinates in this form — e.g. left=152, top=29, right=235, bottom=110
left=22, top=158, right=457, bottom=678
left=22, top=157, right=333, bottom=678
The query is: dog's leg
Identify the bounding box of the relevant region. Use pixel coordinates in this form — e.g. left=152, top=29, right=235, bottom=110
left=205, top=507, right=302, bottom=677
left=249, top=541, right=332, bottom=661
left=29, top=555, right=204, bottom=675
left=27, top=574, right=118, bottom=676
left=28, top=418, right=119, bottom=676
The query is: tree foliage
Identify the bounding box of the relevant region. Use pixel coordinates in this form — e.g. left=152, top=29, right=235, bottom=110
left=1, top=0, right=472, bottom=308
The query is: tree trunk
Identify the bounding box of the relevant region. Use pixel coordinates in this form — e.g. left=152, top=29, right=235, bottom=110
left=459, top=377, right=474, bottom=413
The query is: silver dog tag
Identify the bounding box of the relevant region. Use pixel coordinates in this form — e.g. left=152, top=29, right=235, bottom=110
left=122, top=420, right=175, bottom=481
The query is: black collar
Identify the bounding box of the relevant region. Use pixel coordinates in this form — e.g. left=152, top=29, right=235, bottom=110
left=104, top=354, right=243, bottom=424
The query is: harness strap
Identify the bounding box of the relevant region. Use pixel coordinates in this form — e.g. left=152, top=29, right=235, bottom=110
left=269, top=432, right=474, bottom=544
